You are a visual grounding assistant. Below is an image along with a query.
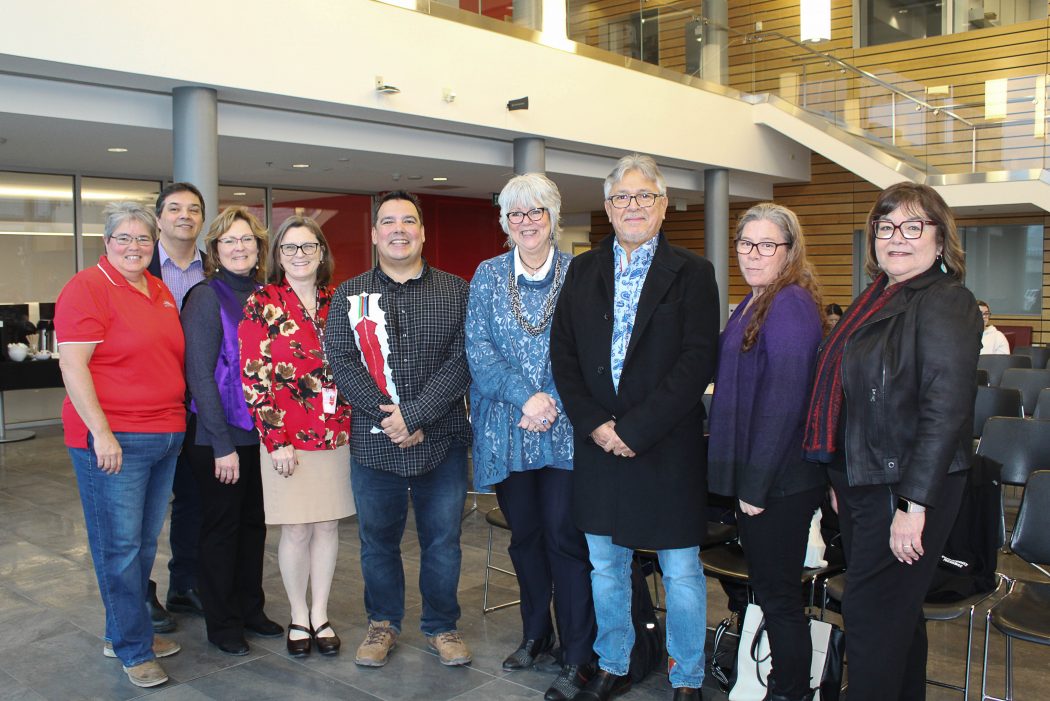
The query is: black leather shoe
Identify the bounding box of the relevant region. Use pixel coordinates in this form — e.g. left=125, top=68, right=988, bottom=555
left=312, top=621, right=341, bottom=656
left=672, top=687, right=703, bottom=701
left=502, top=632, right=556, bottom=670
left=211, top=636, right=250, bottom=656
left=286, top=623, right=312, bottom=658
left=245, top=616, right=284, bottom=638
left=166, top=588, right=205, bottom=616
left=147, top=580, right=176, bottom=633
left=545, top=661, right=596, bottom=701
left=576, top=669, right=631, bottom=701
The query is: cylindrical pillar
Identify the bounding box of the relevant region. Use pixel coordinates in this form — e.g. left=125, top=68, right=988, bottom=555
left=172, top=86, right=219, bottom=236
left=513, top=137, right=546, bottom=175
left=704, top=167, right=730, bottom=328
left=701, top=0, right=728, bottom=85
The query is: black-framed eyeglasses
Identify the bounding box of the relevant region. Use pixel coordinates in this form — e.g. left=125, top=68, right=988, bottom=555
left=607, top=193, right=663, bottom=209
left=507, top=208, right=547, bottom=224
left=871, top=219, right=935, bottom=240
left=109, top=234, right=155, bottom=246
left=279, top=242, right=321, bottom=257
left=735, top=239, right=791, bottom=257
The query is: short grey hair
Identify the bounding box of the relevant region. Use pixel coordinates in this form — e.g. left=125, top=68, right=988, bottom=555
left=103, top=201, right=158, bottom=241
left=497, top=173, right=562, bottom=244
left=603, top=153, right=667, bottom=198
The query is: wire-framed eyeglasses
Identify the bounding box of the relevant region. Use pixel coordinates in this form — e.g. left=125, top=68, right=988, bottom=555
left=606, top=193, right=663, bottom=209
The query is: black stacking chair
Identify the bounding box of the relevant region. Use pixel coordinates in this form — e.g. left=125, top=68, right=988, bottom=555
left=482, top=507, right=519, bottom=613
left=999, top=368, right=1050, bottom=417
left=976, top=418, right=1050, bottom=489
left=976, top=368, right=990, bottom=386
left=978, top=355, right=1031, bottom=387
left=1034, top=389, right=1050, bottom=420
left=973, top=386, right=1023, bottom=439
left=981, top=470, right=1050, bottom=701
left=1012, top=346, right=1050, bottom=371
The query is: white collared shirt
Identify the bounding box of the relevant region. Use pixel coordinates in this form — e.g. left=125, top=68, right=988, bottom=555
left=513, top=245, right=555, bottom=281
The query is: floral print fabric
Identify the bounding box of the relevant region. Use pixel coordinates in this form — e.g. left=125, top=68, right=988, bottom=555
left=610, top=235, right=658, bottom=391
left=239, top=283, right=351, bottom=452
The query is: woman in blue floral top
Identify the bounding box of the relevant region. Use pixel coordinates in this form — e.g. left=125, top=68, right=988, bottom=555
left=467, top=173, right=596, bottom=701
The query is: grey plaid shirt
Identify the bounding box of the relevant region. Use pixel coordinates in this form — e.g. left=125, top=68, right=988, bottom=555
left=326, top=263, right=471, bottom=477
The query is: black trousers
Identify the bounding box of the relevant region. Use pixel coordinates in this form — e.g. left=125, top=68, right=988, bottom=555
left=737, top=486, right=825, bottom=699
left=189, top=442, right=267, bottom=642
left=495, top=467, right=596, bottom=665
left=829, top=469, right=966, bottom=701
left=167, top=431, right=202, bottom=592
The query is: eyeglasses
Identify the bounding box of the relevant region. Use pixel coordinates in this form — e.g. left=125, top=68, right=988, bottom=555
left=736, top=239, right=791, bottom=257
left=507, top=208, right=547, bottom=224
left=279, top=242, right=321, bottom=257
left=607, top=193, right=663, bottom=209
left=109, top=234, right=154, bottom=246
left=872, top=219, right=935, bottom=240
left=217, top=234, right=257, bottom=247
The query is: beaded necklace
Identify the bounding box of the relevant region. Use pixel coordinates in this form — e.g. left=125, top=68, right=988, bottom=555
left=507, top=253, right=563, bottom=336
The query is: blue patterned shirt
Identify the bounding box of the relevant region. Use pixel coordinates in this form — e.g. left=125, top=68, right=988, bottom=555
left=611, top=235, right=659, bottom=391
left=158, top=242, right=205, bottom=310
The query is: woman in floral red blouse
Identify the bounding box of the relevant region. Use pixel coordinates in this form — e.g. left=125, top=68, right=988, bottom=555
left=239, top=216, right=352, bottom=658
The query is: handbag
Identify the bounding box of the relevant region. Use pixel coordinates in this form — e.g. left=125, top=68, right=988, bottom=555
left=729, top=603, right=845, bottom=701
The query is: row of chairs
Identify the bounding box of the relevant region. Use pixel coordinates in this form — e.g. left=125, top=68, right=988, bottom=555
left=978, top=352, right=1050, bottom=387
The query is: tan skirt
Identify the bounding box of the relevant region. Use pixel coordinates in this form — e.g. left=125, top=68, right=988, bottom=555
left=260, top=444, right=355, bottom=525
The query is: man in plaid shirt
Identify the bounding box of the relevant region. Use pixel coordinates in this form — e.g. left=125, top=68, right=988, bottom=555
left=326, top=191, right=473, bottom=669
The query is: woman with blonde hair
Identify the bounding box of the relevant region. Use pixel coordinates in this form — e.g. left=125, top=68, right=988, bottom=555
left=708, top=202, right=826, bottom=701
left=183, top=206, right=282, bottom=655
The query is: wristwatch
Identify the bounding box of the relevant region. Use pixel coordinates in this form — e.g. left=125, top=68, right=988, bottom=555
left=896, top=497, right=927, bottom=514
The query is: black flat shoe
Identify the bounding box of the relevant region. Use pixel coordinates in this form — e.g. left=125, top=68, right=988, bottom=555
left=576, top=669, right=631, bottom=701
left=166, top=588, right=205, bottom=616
left=312, top=621, right=341, bottom=656
left=245, top=616, right=284, bottom=638
left=212, top=637, right=250, bottom=656
left=286, top=623, right=312, bottom=658
left=502, top=632, right=556, bottom=670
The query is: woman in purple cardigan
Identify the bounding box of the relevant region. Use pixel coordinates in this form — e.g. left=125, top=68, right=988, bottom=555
left=708, top=203, right=826, bottom=701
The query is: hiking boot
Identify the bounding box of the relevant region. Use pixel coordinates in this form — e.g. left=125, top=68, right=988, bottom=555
left=123, top=659, right=168, bottom=688
left=426, top=630, right=472, bottom=666
left=355, top=620, right=398, bottom=667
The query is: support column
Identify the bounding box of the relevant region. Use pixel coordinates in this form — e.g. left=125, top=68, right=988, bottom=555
left=704, top=167, right=730, bottom=328
left=172, top=86, right=218, bottom=235
left=701, top=0, right=728, bottom=85
left=513, top=137, right=546, bottom=175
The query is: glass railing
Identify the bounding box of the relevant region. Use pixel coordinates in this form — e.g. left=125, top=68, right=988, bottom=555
left=415, top=0, right=1050, bottom=177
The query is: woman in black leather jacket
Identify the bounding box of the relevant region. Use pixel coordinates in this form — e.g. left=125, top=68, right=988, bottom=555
left=803, top=182, right=982, bottom=701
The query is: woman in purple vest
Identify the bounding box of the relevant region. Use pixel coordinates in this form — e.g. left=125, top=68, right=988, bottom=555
left=182, top=206, right=283, bottom=655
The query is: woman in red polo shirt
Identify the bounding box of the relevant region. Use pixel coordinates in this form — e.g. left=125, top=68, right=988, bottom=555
left=239, top=216, right=352, bottom=658
left=55, top=202, right=186, bottom=689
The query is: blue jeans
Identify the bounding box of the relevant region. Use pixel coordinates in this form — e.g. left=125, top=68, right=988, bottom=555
left=585, top=534, right=707, bottom=688
left=70, top=432, right=183, bottom=666
left=350, top=445, right=467, bottom=635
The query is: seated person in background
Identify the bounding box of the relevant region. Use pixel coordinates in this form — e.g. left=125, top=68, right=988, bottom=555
left=977, top=300, right=1009, bottom=355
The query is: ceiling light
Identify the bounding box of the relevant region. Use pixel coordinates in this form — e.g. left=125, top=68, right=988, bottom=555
left=233, top=192, right=247, bottom=196
left=800, top=0, right=831, bottom=42
left=432, top=177, right=448, bottom=182
left=107, top=147, right=128, bottom=153
left=292, top=163, right=310, bottom=168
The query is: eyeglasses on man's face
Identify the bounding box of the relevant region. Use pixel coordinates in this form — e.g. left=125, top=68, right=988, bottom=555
left=735, top=239, right=791, bottom=257
left=606, top=192, right=663, bottom=209
left=871, top=219, right=935, bottom=240
left=279, top=242, right=321, bottom=257
left=217, top=234, right=257, bottom=247
left=507, top=208, right=547, bottom=224
left=110, top=234, right=155, bottom=246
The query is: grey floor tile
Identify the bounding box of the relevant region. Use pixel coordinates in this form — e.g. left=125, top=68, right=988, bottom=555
left=0, top=669, right=47, bottom=701
left=167, top=655, right=379, bottom=700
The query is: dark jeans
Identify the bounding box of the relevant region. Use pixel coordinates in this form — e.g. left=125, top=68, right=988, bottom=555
left=737, top=486, right=825, bottom=698
left=829, top=469, right=966, bottom=701
left=350, top=445, right=467, bottom=635
left=189, top=442, right=267, bottom=642
left=495, top=467, right=596, bottom=665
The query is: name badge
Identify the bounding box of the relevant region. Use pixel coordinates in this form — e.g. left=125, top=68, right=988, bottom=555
left=322, top=387, right=338, bottom=415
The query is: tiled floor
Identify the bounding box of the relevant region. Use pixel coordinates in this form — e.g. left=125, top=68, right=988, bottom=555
left=0, top=426, right=1047, bottom=700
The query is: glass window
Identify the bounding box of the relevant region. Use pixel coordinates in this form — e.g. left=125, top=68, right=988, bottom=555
left=962, top=223, right=1043, bottom=316
left=860, top=0, right=1046, bottom=47
left=81, top=177, right=160, bottom=266
left=0, top=172, right=75, bottom=306
left=272, top=190, right=374, bottom=282
left=219, top=186, right=266, bottom=227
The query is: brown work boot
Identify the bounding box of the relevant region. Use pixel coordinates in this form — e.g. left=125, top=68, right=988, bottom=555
left=123, top=659, right=168, bottom=688
left=104, top=635, right=181, bottom=659
left=426, top=630, right=472, bottom=666
left=355, top=620, right=398, bottom=667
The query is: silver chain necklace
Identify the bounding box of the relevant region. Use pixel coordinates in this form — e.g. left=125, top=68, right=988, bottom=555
left=507, top=253, right=563, bottom=336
